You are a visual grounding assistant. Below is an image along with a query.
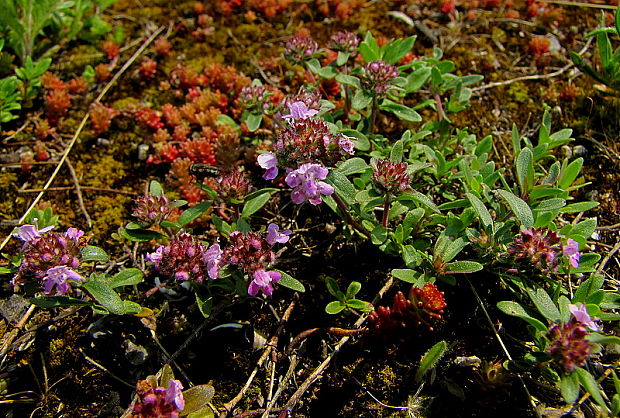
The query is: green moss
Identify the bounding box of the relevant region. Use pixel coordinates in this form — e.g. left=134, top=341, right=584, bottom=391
left=506, top=82, right=532, bottom=104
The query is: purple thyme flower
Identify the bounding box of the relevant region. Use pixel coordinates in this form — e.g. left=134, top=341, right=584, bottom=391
left=371, top=158, right=411, bottom=194
left=284, top=34, right=319, bottom=65
left=548, top=320, right=591, bottom=373
left=266, top=223, right=291, bottom=246
left=285, top=163, right=334, bottom=205
left=15, top=223, right=54, bottom=242
left=568, top=303, right=598, bottom=331
left=165, top=379, right=185, bottom=411
left=507, top=228, right=562, bottom=272
left=133, top=194, right=172, bottom=226
left=328, top=31, right=360, bottom=54
left=146, top=246, right=164, bottom=266
left=563, top=239, right=581, bottom=268
left=147, top=234, right=218, bottom=283
left=257, top=152, right=279, bottom=180
left=362, top=61, right=400, bottom=96
left=42, top=265, right=83, bottom=296
left=239, top=84, right=270, bottom=114
left=17, top=229, right=86, bottom=283
left=248, top=269, right=281, bottom=297
left=339, top=135, right=355, bottom=155
left=133, top=378, right=185, bottom=418
left=64, top=227, right=84, bottom=240
left=203, top=243, right=222, bottom=280
left=282, top=101, right=319, bottom=120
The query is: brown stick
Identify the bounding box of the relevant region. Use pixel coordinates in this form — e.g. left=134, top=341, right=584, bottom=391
left=17, top=186, right=138, bottom=196
left=281, top=277, right=393, bottom=413
left=65, top=158, right=91, bottom=228
left=0, top=304, right=36, bottom=359
left=220, top=296, right=298, bottom=416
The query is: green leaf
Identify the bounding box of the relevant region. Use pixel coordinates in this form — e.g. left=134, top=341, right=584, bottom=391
left=533, top=198, right=566, bottom=212
left=149, top=180, right=164, bottom=197
left=379, top=101, right=422, bottom=122
left=497, top=190, right=534, bottom=228
left=325, top=300, right=346, bottom=314
left=558, top=158, right=583, bottom=189
left=241, top=189, right=272, bottom=219
left=559, top=372, right=580, bottom=404
left=391, top=268, right=422, bottom=284
left=560, top=201, right=599, bottom=213
left=570, top=218, right=597, bottom=240
left=527, top=286, right=561, bottom=323
left=573, top=274, right=604, bottom=303
left=497, top=301, right=549, bottom=332
left=371, top=224, right=388, bottom=245
left=441, top=260, right=483, bottom=274
left=399, top=191, right=440, bottom=213
left=341, top=129, right=370, bottom=151
left=336, top=157, right=369, bottom=175
left=195, top=293, right=212, bottom=318
left=325, top=276, right=341, bottom=299
left=326, top=170, right=356, bottom=206
left=123, top=301, right=142, bottom=315
left=119, top=228, right=167, bottom=242
left=336, top=52, right=351, bottom=66
left=351, top=89, right=373, bottom=110
left=347, top=299, right=374, bottom=312
left=336, top=73, right=360, bottom=87
left=245, top=113, right=262, bottom=132
left=586, top=333, right=620, bottom=345
left=181, top=384, right=215, bottom=416
left=346, top=281, right=362, bottom=299
left=178, top=201, right=212, bottom=227
left=80, top=246, right=109, bottom=262
left=515, top=148, right=534, bottom=196
left=390, top=139, right=404, bottom=163
left=406, top=67, right=431, bottom=93
left=82, top=277, right=125, bottom=315
left=109, top=268, right=143, bottom=288
left=466, top=193, right=494, bottom=232
left=274, top=269, right=305, bottom=293
left=415, top=340, right=448, bottom=382
left=575, top=367, right=607, bottom=409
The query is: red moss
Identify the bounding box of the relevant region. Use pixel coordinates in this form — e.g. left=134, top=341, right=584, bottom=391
left=89, top=102, right=119, bottom=135
left=139, top=59, right=158, bottom=80
left=94, top=63, right=112, bottom=83
left=153, top=38, right=171, bottom=57
left=45, top=89, right=71, bottom=126
left=135, top=106, right=164, bottom=130
left=41, top=72, right=66, bottom=90
left=102, top=40, right=120, bottom=60
left=67, top=77, right=88, bottom=95
left=161, top=104, right=183, bottom=128
left=33, top=141, right=50, bottom=161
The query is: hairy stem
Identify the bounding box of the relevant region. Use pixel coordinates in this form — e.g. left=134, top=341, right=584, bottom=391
left=332, top=192, right=370, bottom=238
left=381, top=192, right=392, bottom=228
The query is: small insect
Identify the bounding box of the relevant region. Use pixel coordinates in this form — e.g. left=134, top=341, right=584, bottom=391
left=189, top=164, right=221, bottom=179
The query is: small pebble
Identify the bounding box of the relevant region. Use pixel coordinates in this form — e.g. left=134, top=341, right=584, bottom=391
left=137, top=144, right=150, bottom=161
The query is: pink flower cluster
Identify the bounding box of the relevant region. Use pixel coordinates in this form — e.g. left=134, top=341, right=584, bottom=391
left=147, top=224, right=291, bottom=297
left=220, top=223, right=291, bottom=296
left=548, top=304, right=597, bottom=373
left=370, top=158, right=411, bottom=194
left=257, top=100, right=354, bottom=205
left=507, top=228, right=581, bottom=272
left=15, top=223, right=87, bottom=295
left=147, top=233, right=221, bottom=282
